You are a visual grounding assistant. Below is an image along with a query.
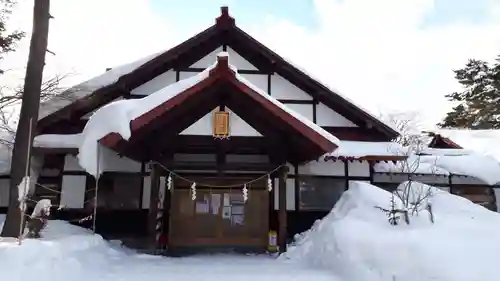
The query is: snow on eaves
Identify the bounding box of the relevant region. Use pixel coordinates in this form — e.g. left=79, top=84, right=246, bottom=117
left=33, top=133, right=82, bottom=149
left=374, top=148, right=500, bottom=186
left=326, top=141, right=405, bottom=159
left=78, top=52, right=340, bottom=176
left=38, top=51, right=165, bottom=120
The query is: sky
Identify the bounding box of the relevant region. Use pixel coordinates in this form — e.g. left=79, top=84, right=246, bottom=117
left=2, top=0, right=500, bottom=130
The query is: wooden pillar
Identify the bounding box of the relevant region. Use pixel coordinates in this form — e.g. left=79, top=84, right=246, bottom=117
left=148, top=163, right=161, bottom=249
left=278, top=165, right=289, bottom=253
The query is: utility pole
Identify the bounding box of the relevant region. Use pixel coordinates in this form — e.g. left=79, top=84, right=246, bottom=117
left=1, top=0, right=51, bottom=237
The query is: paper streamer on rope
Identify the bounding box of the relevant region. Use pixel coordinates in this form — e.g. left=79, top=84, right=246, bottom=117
left=243, top=184, right=248, bottom=202
left=191, top=182, right=197, bottom=200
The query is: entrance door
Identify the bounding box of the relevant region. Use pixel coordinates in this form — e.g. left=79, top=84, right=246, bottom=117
left=169, top=177, right=269, bottom=250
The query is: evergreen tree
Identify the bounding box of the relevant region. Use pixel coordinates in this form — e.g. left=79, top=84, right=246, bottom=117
left=0, top=0, right=24, bottom=74
left=439, top=57, right=500, bottom=129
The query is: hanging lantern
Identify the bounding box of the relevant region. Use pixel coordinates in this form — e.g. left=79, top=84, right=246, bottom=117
left=191, top=182, right=197, bottom=200
left=213, top=109, right=230, bottom=139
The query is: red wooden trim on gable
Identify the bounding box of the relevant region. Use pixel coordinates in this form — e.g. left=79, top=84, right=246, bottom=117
left=99, top=55, right=338, bottom=156
left=428, top=134, right=463, bottom=149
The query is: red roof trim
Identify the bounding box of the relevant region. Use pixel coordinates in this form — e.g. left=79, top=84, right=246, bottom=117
left=99, top=55, right=338, bottom=155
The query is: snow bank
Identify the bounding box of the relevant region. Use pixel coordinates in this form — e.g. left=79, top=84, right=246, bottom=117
left=0, top=215, right=339, bottom=281
left=282, top=181, right=500, bottom=281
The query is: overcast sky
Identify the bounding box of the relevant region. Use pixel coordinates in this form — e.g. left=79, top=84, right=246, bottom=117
left=2, top=0, right=500, bottom=130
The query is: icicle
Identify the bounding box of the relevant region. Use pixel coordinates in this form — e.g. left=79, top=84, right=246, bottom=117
left=167, top=173, right=172, bottom=191
left=243, top=184, right=248, bottom=202
left=267, top=175, right=273, bottom=192
left=191, top=182, right=197, bottom=200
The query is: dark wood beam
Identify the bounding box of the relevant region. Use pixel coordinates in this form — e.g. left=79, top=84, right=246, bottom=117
left=278, top=165, right=289, bottom=253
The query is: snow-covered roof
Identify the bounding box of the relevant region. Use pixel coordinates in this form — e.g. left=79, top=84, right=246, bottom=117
left=78, top=52, right=340, bottom=176
left=434, top=129, right=500, bottom=161
left=374, top=149, right=500, bottom=185
left=324, top=141, right=405, bottom=160
left=38, top=51, right=164, bottom=120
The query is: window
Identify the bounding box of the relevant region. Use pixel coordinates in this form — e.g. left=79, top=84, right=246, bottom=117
left=374, top=182, right=400, bottom=192
left=89, top=173, right=142, bottom=209
left=299, top=177, right=346, bottom=211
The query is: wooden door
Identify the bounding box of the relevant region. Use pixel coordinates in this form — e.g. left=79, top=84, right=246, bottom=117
left=169, top=176, right=269, bottom=249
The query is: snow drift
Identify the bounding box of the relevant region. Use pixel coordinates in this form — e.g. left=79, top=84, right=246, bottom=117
left=282, top=181, right=500, bottom=281
left=0, top=215, right=338, bottom=281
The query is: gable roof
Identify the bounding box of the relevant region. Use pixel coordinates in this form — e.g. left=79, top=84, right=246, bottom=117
left=37, top=6, right=399, bottom=140
left=77, top=53, right=339, bottom=174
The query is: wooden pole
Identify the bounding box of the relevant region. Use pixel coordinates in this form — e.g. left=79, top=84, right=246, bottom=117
left=1, top=0, right=51, bottom=237
left=278, top=165, right=288, bottom=253
left=92, top=144, right=101, bottom=234
left=17, top=119, right=34, bottom=244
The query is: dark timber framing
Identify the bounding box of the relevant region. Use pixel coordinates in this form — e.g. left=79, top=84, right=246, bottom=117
left=278, top=165, right=288, bottom=253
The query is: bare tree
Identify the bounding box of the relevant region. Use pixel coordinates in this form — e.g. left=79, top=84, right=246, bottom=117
left=377, top=111, right=436, bottom=225
left=0, top=73, right=75, bottom=145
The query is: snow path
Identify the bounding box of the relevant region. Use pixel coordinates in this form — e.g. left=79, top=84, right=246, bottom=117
left=0, top=217, right=340, bottom=281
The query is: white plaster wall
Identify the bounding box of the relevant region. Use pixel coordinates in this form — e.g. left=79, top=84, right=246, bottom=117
left=64, top=155, right=84, bottom=171
left=142, top=176, right=165, bottom=209
left=180, top=107, right=262, bottom=136
left=316, top=103, right=357, bottom=127
left=179, top=71, right=197, bottom=80
left=191, top=46, right=258, bottom=70
left=130, top=70, right=176, bottom=96
left=284, top=104, right=314, bottom=121
left=239, top=73, right=268, bottom=91
left=348, top=161, right=370, bottom=177
left=0, top=179, right=9, bottom=207
left=298, top=160, right=344, bottom=176
left=270, top=74, right=312, bottom=100
left=273, top=178, right=295, bottom=211
left=60, top=175, right=86, bottom=208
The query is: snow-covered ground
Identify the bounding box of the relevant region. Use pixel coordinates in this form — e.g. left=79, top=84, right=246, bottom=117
left=0, top=216, right=338, bottom=281
left=2, top=180, right=500, bottom=281
left=283, top=181, right=500, bottom=281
